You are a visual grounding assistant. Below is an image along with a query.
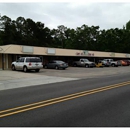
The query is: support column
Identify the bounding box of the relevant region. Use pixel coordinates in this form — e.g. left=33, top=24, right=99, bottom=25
left=2, top=53, right=4, bottom=70
left=6, top=54, right=8, bottom=69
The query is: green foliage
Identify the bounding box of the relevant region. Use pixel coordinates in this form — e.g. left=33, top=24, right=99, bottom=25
left=0, top=14, right=130, bottom=53
left=0, top=35, right=3, bottom=45
left=126, top=20, right=130, bottom=30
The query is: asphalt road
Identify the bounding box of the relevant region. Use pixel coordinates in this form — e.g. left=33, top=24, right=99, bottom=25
left=0, top=73, right=130, bottom=127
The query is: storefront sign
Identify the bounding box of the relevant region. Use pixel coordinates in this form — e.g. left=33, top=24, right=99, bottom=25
left=125, top=54, right=130, bottom=57
left=47, top=48, right=56, bottom=54
left=22, top=46, right=34, bottom=53
left=76, top=50, right=94, bottom=56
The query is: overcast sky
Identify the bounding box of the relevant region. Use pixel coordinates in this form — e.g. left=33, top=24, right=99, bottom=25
left=0, top=1, right=130, bottom=30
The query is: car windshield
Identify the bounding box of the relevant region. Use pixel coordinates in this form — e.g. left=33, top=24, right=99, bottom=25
left=56, top=61, right=64, bottom=64
left=83, top=59, right=89, bottom=62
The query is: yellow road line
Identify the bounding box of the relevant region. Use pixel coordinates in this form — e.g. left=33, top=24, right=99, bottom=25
left=0, top=81, right=130, bottom=118
left=1, top=80, right=130, bottom=114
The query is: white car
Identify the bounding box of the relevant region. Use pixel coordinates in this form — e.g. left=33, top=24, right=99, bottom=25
left=11, top=57, right=43, bottom=72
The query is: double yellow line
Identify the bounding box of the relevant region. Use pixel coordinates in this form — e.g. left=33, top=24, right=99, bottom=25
left=1, top=81, right=130, bottom=118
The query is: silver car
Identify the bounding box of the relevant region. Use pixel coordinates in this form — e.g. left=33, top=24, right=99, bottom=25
left=44, top=60, right=68, bottom=70
left=11, top=57, right=43, bottom=72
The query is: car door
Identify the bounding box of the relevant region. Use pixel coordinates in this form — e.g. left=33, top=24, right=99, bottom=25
left=52, top=61, right=57, bottom=68
left=15, top=58, right=20, bottom=70
left=48, top=61, right=54, bottom=68
left=19, top=57, right=25, bottom=70
left=80, top=59, right=85, bottom=67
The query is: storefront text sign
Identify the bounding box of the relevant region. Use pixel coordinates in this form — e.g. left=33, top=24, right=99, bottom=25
left=76, top=50, right=94, bottom=56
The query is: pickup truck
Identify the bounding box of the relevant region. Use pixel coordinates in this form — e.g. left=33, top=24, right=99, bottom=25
left=101, top=59, right=119, bottom=67
left=73, top=58, right=95, bottom=68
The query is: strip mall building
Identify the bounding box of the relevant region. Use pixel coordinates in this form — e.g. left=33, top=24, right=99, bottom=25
left=0, top=44, right=130, bottom=70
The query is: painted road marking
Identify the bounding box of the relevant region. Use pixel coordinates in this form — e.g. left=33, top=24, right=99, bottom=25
left=0, top=81, right=130, bottom=118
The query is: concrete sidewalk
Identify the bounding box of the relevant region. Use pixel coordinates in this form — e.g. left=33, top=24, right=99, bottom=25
left=0, top=70, right=79, bottom=91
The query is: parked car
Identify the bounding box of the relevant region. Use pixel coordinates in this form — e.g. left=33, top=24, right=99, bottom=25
left=123, top=60, right=130, bottom=66
left=101, top=59, right=119, bottom=67
left=119, top=60, right=128, bottom=66
left=44, top=60, right=68, bottom=70
left=103, top=59, right=119, bottom=67
left=73, top=58, right=96, bottom=68
left=11, top=57, right=43, bottom=72
left=99, top=59, right=111, bottom=67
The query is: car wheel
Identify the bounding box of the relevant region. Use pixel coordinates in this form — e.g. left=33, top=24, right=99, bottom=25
left=85, top=64, right=89, bottom=68
left=12, top=65, right=16, bottom=71
left=55, top=66, right=59, bottom=70
left=35, top=69, right=40, bottom=72
left=23, top=66, right=28, bottom=72
left=111, top=64, right=114, bottom=67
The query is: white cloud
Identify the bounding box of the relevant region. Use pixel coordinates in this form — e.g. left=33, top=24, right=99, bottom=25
left=0, top=2, right=130, bottom=30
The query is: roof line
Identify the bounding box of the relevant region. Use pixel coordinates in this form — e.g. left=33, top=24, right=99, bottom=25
left=3, top=45, right=12, bottom=53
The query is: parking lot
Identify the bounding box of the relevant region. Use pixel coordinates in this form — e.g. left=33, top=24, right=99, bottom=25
left=39, top=66, right=130, bottom=78
left=0, top=66, right=130, bottom=91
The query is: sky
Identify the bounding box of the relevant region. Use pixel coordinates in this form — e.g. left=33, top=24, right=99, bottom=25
left=0, top=0, right=130, bottom=30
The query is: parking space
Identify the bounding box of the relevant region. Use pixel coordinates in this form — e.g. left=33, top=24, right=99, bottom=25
left=0, top=66, right=130, bottom=91
left=39, top=66, right=130, bottom=78
left=0, top=69, right=79, bottom=91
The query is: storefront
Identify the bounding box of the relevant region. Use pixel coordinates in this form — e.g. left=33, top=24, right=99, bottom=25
left=0, top=44, right=130, bottom=70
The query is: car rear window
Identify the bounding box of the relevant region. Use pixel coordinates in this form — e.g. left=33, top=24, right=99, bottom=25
left=56, top=61, right=64, bottom=64
left=26, top=58, right=41, bottom=62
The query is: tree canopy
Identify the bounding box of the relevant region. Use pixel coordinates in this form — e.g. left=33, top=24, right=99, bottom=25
left=0, top=15, right=130, bottom=53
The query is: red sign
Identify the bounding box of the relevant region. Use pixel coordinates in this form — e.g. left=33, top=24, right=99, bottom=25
left=76, top=52, right=94, bottom=56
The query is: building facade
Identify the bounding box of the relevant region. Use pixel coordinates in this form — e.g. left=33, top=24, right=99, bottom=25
left=0, top=44, right=130, bottom=70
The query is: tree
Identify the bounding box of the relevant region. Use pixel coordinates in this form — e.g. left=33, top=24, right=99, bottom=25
left=0, top=15, right=17, bottom=45
left=1, top=14, right=130, bottom=53
left=126, top=20, right=130, bottom=30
